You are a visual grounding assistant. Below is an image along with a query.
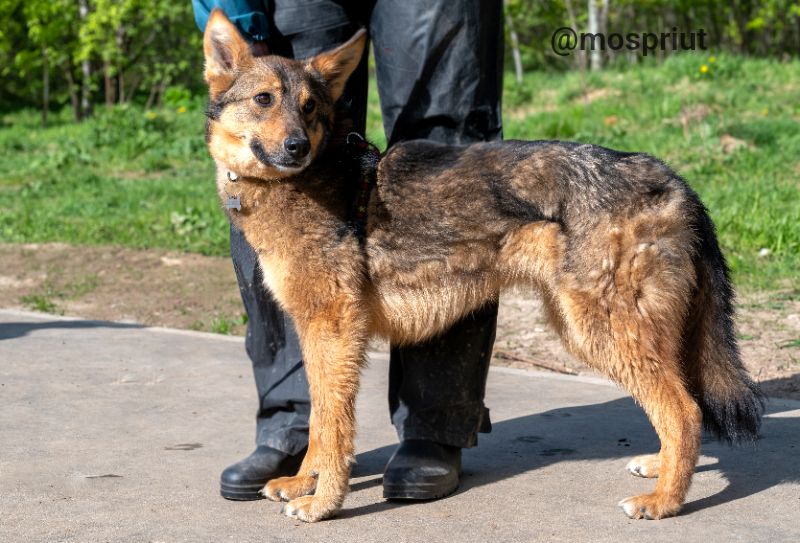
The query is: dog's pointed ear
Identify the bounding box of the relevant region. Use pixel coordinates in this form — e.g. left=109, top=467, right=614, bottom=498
left=203, top=9, right=253, bottom=96
left=308, top=29, right=367, bottom=103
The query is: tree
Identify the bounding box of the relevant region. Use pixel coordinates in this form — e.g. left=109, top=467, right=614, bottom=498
left=22, top=0, right=84, bottom=120
left=505, top=0, right=525, bottom=84
left=587, top=0, right=609, bottom=71
left=3, top=1, right=799, bottom=116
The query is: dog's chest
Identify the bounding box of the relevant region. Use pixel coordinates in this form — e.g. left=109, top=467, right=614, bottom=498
left=254, top=249, right=300, bottom=313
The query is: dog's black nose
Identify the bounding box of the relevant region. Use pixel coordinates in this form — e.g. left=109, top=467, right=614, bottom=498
left=284, top=137, right=310, bottom=159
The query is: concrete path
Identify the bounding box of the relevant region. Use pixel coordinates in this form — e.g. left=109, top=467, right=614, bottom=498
left=1, top=309, right=798, bottom=543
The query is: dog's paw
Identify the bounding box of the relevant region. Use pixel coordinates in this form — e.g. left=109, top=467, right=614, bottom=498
left=282, top=495, right=340, bottom=522
left=625, top=454, right=660, bottom=478
left=262, top=475, right=317, bottom=502
left=618, top=493, right=680, bottom=520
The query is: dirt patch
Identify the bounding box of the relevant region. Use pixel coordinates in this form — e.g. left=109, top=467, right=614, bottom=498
left=507, top=102, right=557, bottom=120
left=719, top=133, right=751, bottom=154
left=0, top=243, right=246, bottom=335
left=495, top=285, right=800, bottom=401
left=2, top=242, right=799, bottom=400
left=578, top=87, right=620, bottom=104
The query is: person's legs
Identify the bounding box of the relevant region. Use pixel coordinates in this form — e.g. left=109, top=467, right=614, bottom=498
left=220, top=0, right=368, bottom=500
left=372, top=0, right=503, bottom=147
left=387, top=304, right=496, bottom=447
left=370, top=0, right=504, bottom=498
left=231, top=224, right=310, bottom=456
left=221, top=224, right=310, bottom=500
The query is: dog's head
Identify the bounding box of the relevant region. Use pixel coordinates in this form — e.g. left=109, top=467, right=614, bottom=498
left=203, top=9, right=366, bottom=179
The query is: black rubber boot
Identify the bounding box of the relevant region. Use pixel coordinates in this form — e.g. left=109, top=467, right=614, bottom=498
left=382, top=440, right=462, bottom=500
left=220, top=445, right=305, bottom=500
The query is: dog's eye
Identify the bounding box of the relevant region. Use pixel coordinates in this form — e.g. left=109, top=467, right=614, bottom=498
left=303, top=100, right=316, bottom=114
left=254, top=93, right=273, bottom=106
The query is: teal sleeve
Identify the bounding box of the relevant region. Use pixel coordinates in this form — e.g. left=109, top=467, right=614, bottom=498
left=192, top=0, right=270, bottom=42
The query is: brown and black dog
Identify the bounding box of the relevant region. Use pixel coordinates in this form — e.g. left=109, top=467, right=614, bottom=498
left=202, top=10, right=763, bottom=522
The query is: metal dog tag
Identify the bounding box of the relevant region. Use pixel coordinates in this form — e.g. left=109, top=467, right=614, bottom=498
left=225, top=196, right=241, bottom=211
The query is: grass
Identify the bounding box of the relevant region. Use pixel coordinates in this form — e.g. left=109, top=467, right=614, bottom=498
left=17, top=273, right=100, bottom=315
left=210, top=313, right=248, bottom=335
left=20, top=293, right=62, bottom=314
left=1, top=53, right=798, bottom=291
left=501, top=54, right=800, bottom=290
left=190, top=313, right=248, bottom=335
left=0, top=102, right=228, bottom=256
left=779, top=339, right=800, bottom=350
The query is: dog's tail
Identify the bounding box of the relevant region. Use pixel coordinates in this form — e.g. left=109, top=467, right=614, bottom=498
left=684, top=203, right=764, bottom=443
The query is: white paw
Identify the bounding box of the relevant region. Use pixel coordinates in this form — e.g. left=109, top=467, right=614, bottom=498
left=617, top=496, right=655, bottom=520
left=618, top=496, right=638, bottom=518
left=625, top=454, right=659, bottom=478
left=626, top=458, right=650, bottom=477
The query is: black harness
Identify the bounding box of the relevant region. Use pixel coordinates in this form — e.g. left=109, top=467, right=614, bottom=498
left=343, top=132, right=381, bottom=243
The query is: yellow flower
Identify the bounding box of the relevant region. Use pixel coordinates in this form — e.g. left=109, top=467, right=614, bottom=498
left=145, top=111, right=157, bottom=120
left=699, top=64, right=709, bottom=74
left=708, top=56, right=716, bottom=63
left=177, top=106, right=187, bottom=114
left=761, top=107, right=769, bottom=116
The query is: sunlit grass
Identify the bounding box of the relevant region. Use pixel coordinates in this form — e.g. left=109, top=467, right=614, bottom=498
left=1, top=53, right=798, bottom=290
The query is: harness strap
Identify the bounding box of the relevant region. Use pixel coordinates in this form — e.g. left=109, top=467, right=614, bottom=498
left=344, top=132, right=381, bottom=243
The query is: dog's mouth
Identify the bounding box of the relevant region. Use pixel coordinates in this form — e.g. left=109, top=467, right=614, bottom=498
left=250, top=139, right=310, bottom=174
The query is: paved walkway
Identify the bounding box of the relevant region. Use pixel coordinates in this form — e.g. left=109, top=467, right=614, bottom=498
left=1, top=309, right=798, bottom=542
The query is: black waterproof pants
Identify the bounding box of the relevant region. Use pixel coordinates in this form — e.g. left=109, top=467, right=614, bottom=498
left=231, top=0, right=504, bottom=455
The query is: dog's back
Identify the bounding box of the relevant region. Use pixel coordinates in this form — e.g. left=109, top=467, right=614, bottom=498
left=368, top=137, right=762, bottom=442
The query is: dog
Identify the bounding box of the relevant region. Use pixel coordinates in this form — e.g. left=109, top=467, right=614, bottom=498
left=201, top=10, right=763, bottom=523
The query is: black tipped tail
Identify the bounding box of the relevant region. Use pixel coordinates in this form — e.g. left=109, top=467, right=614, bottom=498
left=687, top=208, right=765, bottom=443
left=698, top=376, right=764, bottom=443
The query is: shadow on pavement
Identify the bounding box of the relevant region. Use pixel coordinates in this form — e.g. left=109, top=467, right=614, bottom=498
left=0, top=319, right=143, bottom=341
left=353, top=397, right=798, bottom=519
left=758, top=375, right=800, bottom=404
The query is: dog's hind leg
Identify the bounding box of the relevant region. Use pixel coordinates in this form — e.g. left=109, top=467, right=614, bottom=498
left=558, top=289, right=701, bottom=518
left=626, top=453, right=661, bottom=478
left=552, top=233, right=702, bottom=519
left=614, top=375, right=700, bottom=519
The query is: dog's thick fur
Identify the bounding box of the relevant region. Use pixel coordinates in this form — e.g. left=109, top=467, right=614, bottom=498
left=202, top=10, right=763, bottom=522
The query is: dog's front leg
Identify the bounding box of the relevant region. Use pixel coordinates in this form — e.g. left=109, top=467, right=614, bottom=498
left=263, top=410, right=320, bottom=502
left=270, top=302, right=366, bottom=522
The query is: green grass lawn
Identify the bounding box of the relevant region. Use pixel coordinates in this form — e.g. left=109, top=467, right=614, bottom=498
left=1, top=53, right=798, bottom=291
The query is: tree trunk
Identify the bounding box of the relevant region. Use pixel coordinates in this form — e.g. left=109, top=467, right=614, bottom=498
left=145, top=83, right=159, bottom=110
left=588, top=0, right=602, bottom=71
left=600, top=0, right=609, bottom=34
left=42, top=47, right=49, bottom=125
left=564, top=0, right=586, bottom=71
left=104, top=60, right=116, bottom=106
left=732, top=0, right=754, bottom=54
left=116, top=25, right=126, bottom=103
left=600, top=0, right=610, bottom=64
left=708, top=2, right=724, bottom=51
left=503, top=0, right=523, bottom=85
left=80, top=59, right=92, bottom=117
left=795, top=15, right=800, bottom=57
left=627, top=3, right=637, bottom=65
left=78, top=0, right=92, bottom=118
left=125, top=74, right=142, bottom=103
left=118, top=69, right=125, bottom=103
left=63, top=61, right=81, bottom=121
left=154, top=79, right=168, bottom=107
